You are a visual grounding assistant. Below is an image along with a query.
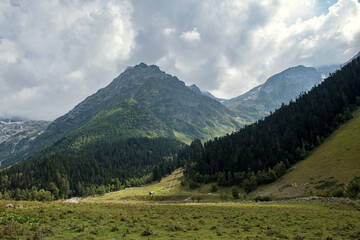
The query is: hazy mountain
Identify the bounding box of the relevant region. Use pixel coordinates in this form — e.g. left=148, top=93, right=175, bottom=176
left=0, top=119, right=50, bottom=163
left=316, top=64, right=341, bottom=79
left=224, top=65, right=323, bottom=120
left=187, top=84, right=226, bottom=102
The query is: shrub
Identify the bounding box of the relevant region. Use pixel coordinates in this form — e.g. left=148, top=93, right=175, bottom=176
left=220, top=192, right=228, bottom=201
left=189, top=180, right=198, bottom=189
left=194, top=195, right=202, bottom=202
left=332, top=188, right=344, bottom=198
left=254, top=196, right=271, bottom=202
left=232, top=188, right=239, bottom=199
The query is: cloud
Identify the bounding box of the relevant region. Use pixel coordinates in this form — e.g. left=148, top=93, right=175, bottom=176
left=0, top=0, right=134, bottom=120
left=164, top=28, right=176, bottom=36
left=0, top=0, right=360, bottom=120
left=180, top=28, right=201, bottom=42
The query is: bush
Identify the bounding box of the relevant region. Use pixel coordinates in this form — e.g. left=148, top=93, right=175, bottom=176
left=194, top=195, right=202, bottom=202
left=210, top=184, right=217, bottom=192
left=243, top=177, right=257, bottom=193
left=189, top=180, right=198, bottom=189
left=232, top=188, right=239, bottom=199
left=254, top=196, right=271, bottom=202
left=180, top=180, right=186, bottom=186
left=332, top=188, right=344, bottom=198
left=347, top=177, right=360, bottom=198
left=220, top=192, right=228, bottom=201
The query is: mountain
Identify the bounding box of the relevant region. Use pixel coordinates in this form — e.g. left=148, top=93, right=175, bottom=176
left=347, top=51, right=360, bottom=63
left=2, top=63, right=245, bottom=167
left=42, top=63, right=244, bottom=144
left=0, top=63, right=248, bottom=198
left=316, top=64, right=341, bottom=79
left=0, top=119, right=50, bottom=163
left=187, top=84, right=226, bottom=102
left=182, top=56, right=360, bottom=193
left=224, top=65, right=323, bottom=120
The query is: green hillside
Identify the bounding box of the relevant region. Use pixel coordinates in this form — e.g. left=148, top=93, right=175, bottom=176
left=253, top=108, right=360, bottom=199
left=57, top=99, right=175, bottom=151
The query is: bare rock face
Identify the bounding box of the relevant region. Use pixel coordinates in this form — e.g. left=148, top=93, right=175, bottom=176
left=0, top=119, right=50, bottom=159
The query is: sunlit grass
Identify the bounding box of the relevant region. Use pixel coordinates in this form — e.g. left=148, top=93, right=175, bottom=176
left=253, top=109, right=360, bottom=199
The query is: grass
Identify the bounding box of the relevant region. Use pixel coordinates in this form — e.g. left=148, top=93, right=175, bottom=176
left=173, top=130, right=192, bottom=145
left=90, top=168, right=245, bottom=203
left=1, top=199, right=360, bottom=239
left=253, top=108, right=360, bottom=199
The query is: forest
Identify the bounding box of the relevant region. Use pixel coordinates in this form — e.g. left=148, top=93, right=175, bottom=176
left=0, top=138, right=183, bottom=200
left=182, top=57, right=360, bottom=192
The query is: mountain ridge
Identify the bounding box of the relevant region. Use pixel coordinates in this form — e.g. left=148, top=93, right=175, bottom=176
left=223, top=65, right=323, bottom=120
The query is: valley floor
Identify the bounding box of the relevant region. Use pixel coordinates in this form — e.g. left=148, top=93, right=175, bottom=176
left=1, top=199, right=360, bottom=239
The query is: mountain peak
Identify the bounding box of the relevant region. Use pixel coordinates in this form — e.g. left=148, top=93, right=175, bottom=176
left=125, top=63, right=163, bottom=74
left=188, top=84, right=202, bottom=94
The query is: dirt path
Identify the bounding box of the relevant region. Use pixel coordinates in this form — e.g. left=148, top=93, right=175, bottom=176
left=184, top=195, right=193, bottom=201
left=168, top=168, right=182, bottom=193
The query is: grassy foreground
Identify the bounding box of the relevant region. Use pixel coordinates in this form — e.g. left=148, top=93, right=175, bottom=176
left=1, top=199, right=360, bottom=239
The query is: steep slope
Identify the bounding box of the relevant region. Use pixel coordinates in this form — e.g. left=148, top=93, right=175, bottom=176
left=224, top=65, right=322, bottom=120
left=0, top=119, right=50, bottom=160
left=253, top=108, right=360, bottom=199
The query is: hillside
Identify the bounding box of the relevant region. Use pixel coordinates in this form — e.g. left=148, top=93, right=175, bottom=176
left=253, top=108, right=360, bottom=199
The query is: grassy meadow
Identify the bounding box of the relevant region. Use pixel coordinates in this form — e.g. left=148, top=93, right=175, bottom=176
left=1, top=199, right=360, bottom=239
left=1, top=168, right=360, bottom=239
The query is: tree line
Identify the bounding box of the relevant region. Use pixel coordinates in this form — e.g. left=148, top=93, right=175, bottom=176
left=0, top=138, right=183, bottom=200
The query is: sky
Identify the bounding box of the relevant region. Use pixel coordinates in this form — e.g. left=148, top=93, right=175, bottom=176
left=1, top=0, right=360, bottom=121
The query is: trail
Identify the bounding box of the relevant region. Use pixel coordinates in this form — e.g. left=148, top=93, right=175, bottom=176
left=168, top=168, right=182, bottom=193
left=184, top=195, right=194, bottom=201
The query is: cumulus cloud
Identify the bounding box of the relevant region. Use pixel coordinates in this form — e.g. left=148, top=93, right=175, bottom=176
left=180, top=28, right=201, bottom=42
left=0, top=0, right=359, bottom=120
